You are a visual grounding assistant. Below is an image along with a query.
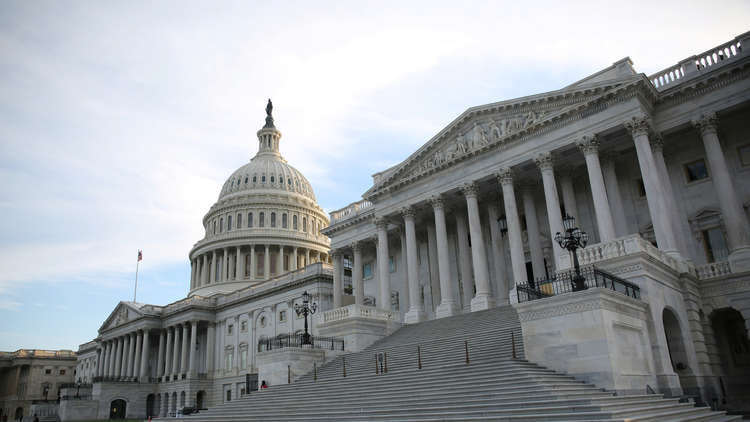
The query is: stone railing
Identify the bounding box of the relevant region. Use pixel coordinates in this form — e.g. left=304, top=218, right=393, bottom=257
left=329, top=199, right=374, bottom=224
left=321, top=303, right=397, bottom=324
left=649, top=31, right=748, bottom=91
left=164, top=295, right=214, bottom=314
left=695, top=260, right=732, bottom=280
left=570, top=234, right=683, bottom=274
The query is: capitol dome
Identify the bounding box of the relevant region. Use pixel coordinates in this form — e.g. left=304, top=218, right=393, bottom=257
left=188, top=100, right=331, bottom=296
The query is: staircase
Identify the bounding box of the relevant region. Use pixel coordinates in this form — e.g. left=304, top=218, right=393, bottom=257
left=182, top=306, right=739, bottom=421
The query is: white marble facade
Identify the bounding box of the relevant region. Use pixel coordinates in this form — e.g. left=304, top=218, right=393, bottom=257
left=324, top=32, right=750, bottom=408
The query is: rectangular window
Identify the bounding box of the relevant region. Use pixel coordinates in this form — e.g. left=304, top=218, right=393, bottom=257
left=240, top=349, right=247, bottom=369
left=279, top=310, right=287, bottom=322
left=45, top=369, right=51, bottom=375
left=237, top=213, right=242, bottom=228
left=389, top=256, right=396, bottom=273
left=220, top=217, right=224, bottom=232
left=240, top=321, right=247, bottom=332
left=739, top=144, right=750, bottom=167
left=684, top=159, right=709, bottom=182
left=227, top=324, right=234, bottom=335
left=702, top=227, right=729, bottom=263
left=248, top=213, right=253, bottom=228
left=225, top=351, right=233, bottom=370
left=228, top=215, right=232, bottom=231
left=59, top=369, right=66, bottom=375
left=363, top=262, right=373, bottom=279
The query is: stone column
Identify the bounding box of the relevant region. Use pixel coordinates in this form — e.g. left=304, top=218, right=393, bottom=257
left=249, top=245, right=256, bottom=279
left=433, top=196, right=458, bottom=317
left=455, top=212, right=473, bottom=311
left=487, top=203, right=509, bottom=304
left=292, top=247, right=298, bottom=271
left=403, top=207, right=426, bottom=323
left=462, top=183, right=494, bottom=311
left=376, top=218, right=392, bottom=311
left=522, top=186, right=546, bottom=281
left=190, top=260, right=196, bottom=289
left=128, top=333, right=136, bottom=377
left=278, top=245, right=285, bottom=274
left=399, top=228, right=410, bottom=312
left=499, top=168, right=527, bottom=288
left=352, top=242, right=365, bottom=306
left=223, top=247, right=229, bottom=281
left=426, top=223, right=440, bottom=312
left=694, top=113, right=750, bottom=271
left=180, top=324, right=189, bottom=375
left=625, top=116, right=680, bottom=257
left=172, top=325, right=181, bottom=376
left=210, top=250, right=217, bottom=284
left=139, top=329, right=150, bottom=380
left=201, top=254, right=208, bottom=286
left=536, top=152, right=565, bottom=270
left=114, top=337, right=123, bottom=377
left=156, top=330, right=165, bottom=378
left=332, top=252, right=343, bottom=308
left=102, top=342, right=110, bottom=377
left=189, top=321, right=198, bottom=377
left=121, top=335, right=130, bottom=378
left=559, top=170, right=579, bottom=221
left=133, top=330, right=142, bottom=380
left=164, top=327, right=173, bottom=377
left=600, top=153, right=628, bottom=237
left=305, top=249, right=311, bottom=267
left=96, top=346, right=103, bottom=377
left=578, top=135, right=616, bottom=242
left=206, top=322, right=216, bottom=374
left=264, top=245, right=270, bottom=279
left=237, top=246, right=245, bottom=280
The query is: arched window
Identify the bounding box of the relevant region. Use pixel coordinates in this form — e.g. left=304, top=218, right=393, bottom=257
left=293, top=215, right=298, bottom=230
left=271, top=212, right=276, bottom=227
left=261, top=175, right=266, bottom=183
left=220, top=217, right=224, bottom=233
left=237, top=213, right=242, bottom=228
left=227, top=215, right=232, bottom=231
left=270, top=176, right=275, bottom=183
left=302, top=217, right=307, bottom=232
left=213, top=220, right=217, bottom=235
left=282, top=213, right=288, bottom=228
left=244, top=176, right=248, bottom=184
left=248, top=212, right=253, bottom=228
left=253, top=175, right=257, bottom=183
left=259, top=212, right=265, bottom=227
left=280, top=176, right=284, bottom=185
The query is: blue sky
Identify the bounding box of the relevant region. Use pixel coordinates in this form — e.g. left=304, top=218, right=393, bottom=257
left=1, top=1, right=748, bottom=351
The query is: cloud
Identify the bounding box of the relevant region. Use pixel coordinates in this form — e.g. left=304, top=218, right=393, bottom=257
left=0, top=299, right=22, bottom=311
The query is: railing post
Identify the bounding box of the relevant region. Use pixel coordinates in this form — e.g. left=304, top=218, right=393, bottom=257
left=511, top=331, right=517, bottom=359
left=465, top=340, right=469, bottom=364
left=417, top=346, right=422, bottom=370
left=313, top=362, right=317, bottom=382
left=375, top=354, right=379, bottom=375
left=384, top=351, right=388, bottom=373
left=342, top=356, right=346, bottom=378
left=287, top=365, right=291, bottom=384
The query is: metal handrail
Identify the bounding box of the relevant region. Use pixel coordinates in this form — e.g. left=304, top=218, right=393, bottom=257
left=516, top=266, right=640, bottom=303
left=257, top=333, right=344, bottom=352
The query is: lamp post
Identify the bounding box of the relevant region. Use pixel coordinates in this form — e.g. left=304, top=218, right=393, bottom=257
left=554, top=214, right=589, bottom=292
left=294, top=291, right=317, bottom=345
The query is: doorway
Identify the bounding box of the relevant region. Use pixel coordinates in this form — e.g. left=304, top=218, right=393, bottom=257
left=109, top=399, right=126, bottom=419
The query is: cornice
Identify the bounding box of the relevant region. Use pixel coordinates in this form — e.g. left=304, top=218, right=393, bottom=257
left=321, top=208, right=376, bottom=236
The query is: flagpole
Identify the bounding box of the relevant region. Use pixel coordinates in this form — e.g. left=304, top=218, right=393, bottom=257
left=134, top=258, right=140, bottom=303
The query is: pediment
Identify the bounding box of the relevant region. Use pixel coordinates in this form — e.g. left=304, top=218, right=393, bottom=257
left=99, top=302, right=144, bottom=332
left=365, top=74, right=643, bottom=198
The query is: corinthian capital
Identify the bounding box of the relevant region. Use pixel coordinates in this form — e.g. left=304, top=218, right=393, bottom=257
left=497, top=167, right=514, bottom=186
left=373, top=217, right=388, bottom=230
left=624, top=115, right=652, bottom=137
left=534, top=152, right=554, bottom=172
left=692, top=112, right=718, bottom=137
left=461, top=182, right=479, bottom=198
left=430, top=195, right=444, bottom=209
left=401, top=206, right=415, bottom=220
left=576, top=135, right=600, bottom=156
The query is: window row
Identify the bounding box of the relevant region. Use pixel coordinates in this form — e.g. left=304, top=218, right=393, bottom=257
left=227, top=173, right=311, bottom=194
left=210, top=211, right=324, bottom=235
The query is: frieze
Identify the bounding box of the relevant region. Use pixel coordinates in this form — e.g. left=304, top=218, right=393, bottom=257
left=700, top=277, right=750, bottom=298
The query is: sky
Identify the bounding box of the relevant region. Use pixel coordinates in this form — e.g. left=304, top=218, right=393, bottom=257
left=1, top=0, right=748, bottom=351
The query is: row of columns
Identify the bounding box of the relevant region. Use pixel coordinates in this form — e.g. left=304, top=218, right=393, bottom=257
left=330, top=112, right=750, bottom=321
left=96, top=329, right=151, bottom=381
left=190, top=246, right=329, bottom=289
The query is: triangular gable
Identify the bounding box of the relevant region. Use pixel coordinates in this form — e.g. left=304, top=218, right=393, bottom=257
left=99, top=302, right=145, bottom=333
left=364, top=72, right=641, bottom=198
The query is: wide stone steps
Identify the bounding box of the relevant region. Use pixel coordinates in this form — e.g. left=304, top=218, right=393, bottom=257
left=180, top=306, right=739, bottom=422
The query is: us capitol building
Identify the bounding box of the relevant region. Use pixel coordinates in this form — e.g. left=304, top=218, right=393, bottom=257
left=62, top=32, right=750, bottom=420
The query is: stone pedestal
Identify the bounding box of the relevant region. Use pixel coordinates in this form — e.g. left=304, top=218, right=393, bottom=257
left=318, top=304, right=401, bottom=352
left=514, top=288, right=659, bottom=396
left=256, top=348, right=326, bottom=387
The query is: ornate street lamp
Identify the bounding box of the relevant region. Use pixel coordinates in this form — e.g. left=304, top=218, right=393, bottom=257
left=294, top=291, right=317, bottom=345
left=554, top=214, right=589, bottom=292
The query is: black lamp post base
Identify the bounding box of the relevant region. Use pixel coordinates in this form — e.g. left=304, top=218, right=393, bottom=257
left=572, top=275, right=588, bottom=292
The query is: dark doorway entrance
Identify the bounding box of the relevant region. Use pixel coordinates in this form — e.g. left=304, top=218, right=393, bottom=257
left=196, top=391, right=205, bottom=409
left=14, top=407, right=23, bottom=421
left=146, top=394, right=156, bottom=417
left=109, top=399, right=126, bottom=419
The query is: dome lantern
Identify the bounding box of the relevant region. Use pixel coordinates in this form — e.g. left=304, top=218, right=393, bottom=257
left=256, top=98, right=282, bottom=159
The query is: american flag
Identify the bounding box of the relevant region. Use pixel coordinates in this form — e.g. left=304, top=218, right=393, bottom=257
left=137, top=250, right=143, bottom=262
